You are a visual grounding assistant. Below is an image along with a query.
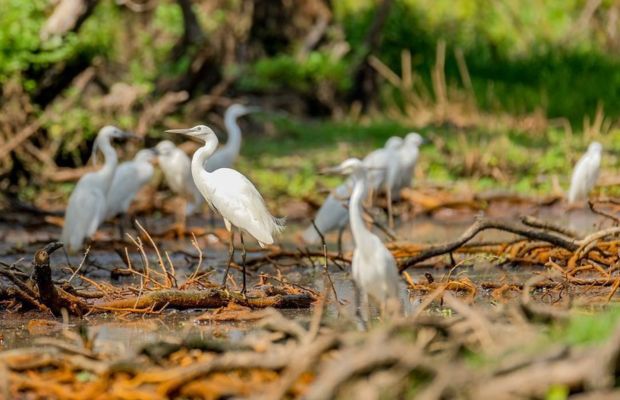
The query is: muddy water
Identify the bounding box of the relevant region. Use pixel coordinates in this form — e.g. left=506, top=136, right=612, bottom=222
left=0, top=202, right=610, bottom=352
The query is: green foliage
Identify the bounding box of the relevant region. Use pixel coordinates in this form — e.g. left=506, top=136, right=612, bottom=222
left=238, top=52, right=351, bottom=94
left=0, top=0, right=115, bottom=88
left=556, top=306, right=620, bottom=345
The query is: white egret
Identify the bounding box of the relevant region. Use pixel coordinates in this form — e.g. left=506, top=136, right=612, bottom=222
left=393, top=132, right=425, bottom=196
left=362, top=136, right=403, bottom=227
left=204, top=104, right=257, bottom=172
left=568, top=141, right=603, bottom=204
left=324, top=158, right=400, bottom=320
left=61, top=126, right=132, bottom=253
left=165, top=124, right=284, bottom=294
left=302, top=136, right=404, bottom=246
left=155, top=140, right=204, bottom=215
left=105, top=149, right=156, bottom=235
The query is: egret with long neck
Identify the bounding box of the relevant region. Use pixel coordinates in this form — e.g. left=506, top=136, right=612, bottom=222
left=61, top=126, right=132, bottom=253
left=165, top=124, right=284, bottom=295
left=325, top=158, right=400, bottom=322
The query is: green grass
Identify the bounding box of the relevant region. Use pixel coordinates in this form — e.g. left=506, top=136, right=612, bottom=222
left=233, top=116, right=620, bottom=202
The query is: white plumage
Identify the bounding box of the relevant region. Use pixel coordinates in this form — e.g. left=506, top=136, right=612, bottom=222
left=568, top=142, right=603, bottom=204
left=155, top=140, right=204, bottom=214
left=330, top=158, right=400, bottom=312
left=393, top=132, right=424, bottom=194
left=105, top=149, right=156, bottom=220
left=61, top=126, right=128, bottom=253
left=166, top=124, right=284, bottom=293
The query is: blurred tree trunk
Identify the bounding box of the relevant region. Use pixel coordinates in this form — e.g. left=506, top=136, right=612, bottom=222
left=347, top=0, right=393, bottom=110
left=156, top=0, right=220, bottom=96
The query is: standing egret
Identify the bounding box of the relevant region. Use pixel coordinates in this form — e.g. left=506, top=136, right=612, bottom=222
left=165, top=124, right=284, bottom=294
left=105, top=149, right=156, bottom=236
left=568, top=142, right=603, bottom=204
left=393, top=132, right=425, bottom=195
left=324, top=158, right=400, bottom=320
left=61, top=126, right=133, bottom=253
left=155, top=140, right=204, bottom=215
left=204, top=104, right=257, bottom=172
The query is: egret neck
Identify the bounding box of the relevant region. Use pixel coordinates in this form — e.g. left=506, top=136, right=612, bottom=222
left=96, top=134, right=119, bottom=193
left=190, top=134, right=219, bottom=193
left=222, top=109, right=243, bottom=160
left=349, top=169, right=373, bottom=249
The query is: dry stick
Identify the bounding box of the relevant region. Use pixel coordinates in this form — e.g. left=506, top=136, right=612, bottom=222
left=312, top=221, right=339, bottom=304
left=136, top=220, right=173, bottom=287
left=399, top=217, right=579, bottom=272
left=588, top=201, right=620, bottom=226
left=67, top=246, right=90, bottom=283
left=521, top=215, right=580, bottom=239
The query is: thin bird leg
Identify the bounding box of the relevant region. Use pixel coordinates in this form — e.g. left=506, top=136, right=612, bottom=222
left=354, top=284, right=368, bottom=331
left=221, top=230, right=235, bottom=287
left=119, top=212, right=131, bottom=241
left=240, top=230, right=247, bottom=296
left=386, top=183, right=394, bottom=229
left=337, top=225, right=345, bottom=257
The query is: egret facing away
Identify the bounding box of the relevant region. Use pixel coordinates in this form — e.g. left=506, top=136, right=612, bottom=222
left=324, top=158, right=400, bottom=320
left=204, top=104, right=257, bottom=172
left=105, top=149, right=156, bottom=235
left=165, top=124, right=285, bottom=294
left=393, top=132, right=424, bottom=195
left=568, top=141, right=603, bottom=204
left=155, top=140, right=204, bottom=215
left=61, top=126, right=132, bottom=253
left=362, top=136, right=403, bottom=227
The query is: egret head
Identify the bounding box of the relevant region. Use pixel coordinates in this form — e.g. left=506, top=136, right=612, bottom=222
left=226, top=104, right=259, bottom=119
left=588, top=141, right=603, bottom=154
left=321, top=158, right=364, bottom=176
left=166, top=125, right=217, bottom=143
left=405, top=132, right=425, bottom=147
left=92, top=126, right=135, bottom=164
left=154, top=140, right=176, bottom=157
left=385, top=136, right=404, bottom=149
left=134, top=149, right=157, bottom=163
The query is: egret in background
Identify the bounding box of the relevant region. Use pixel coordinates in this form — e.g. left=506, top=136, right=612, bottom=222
left=155, top=140, right=204, bottom=216
left=361, top=136, right=403, bottom=227
left=105, top=149, right=156, bottom=236
left=165, top=124, right=285, bottom=295
left=393, top=132, right=425, bottom=196
left=568, top=141, right=603, bottom=204
left=61, top=126, right=132, bottom=253
left=204, top=104, right=257, bottom=172
left=324, top=158, right=400, bottom=322
left=303, top=137, right=403, bottom=247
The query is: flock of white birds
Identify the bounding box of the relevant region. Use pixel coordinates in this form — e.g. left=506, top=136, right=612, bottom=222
left=60, top=102, right=603, bottom=312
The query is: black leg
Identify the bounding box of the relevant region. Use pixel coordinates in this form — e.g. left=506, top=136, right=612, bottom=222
left=240, top=231, right=247, bottom=296
left=337, top=225, right=345, bottom=257
left=221, top=230, right=235, bottom=287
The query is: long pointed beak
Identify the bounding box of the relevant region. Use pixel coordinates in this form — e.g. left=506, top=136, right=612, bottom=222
left=165, top=128, right=194, bottom=134
left=245, top=106, right=261, bottom=114
left=319, top=166, right=343, bottom=175
left=121, top=132, right=140, bottom=140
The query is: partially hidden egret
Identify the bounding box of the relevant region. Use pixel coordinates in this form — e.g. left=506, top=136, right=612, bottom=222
left=324, top=158, right=400, bottom=320
left=105, top=149, right=156, bottom=235
left=568, top=141, right=603, bottom=204
left=393, top=132, right=424, bottom=196
left=204, top=104, right=257, bottom=172
left=165, top=124, right=285, bottom=294
left=155, top=140, right=204, bottom=215
left=61, top=126, right=132, bottom=253
left=302, top=136, right=403, bottom=246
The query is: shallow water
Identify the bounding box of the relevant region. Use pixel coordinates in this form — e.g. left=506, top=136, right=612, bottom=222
left=0, top=201, right=612, bottom=351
